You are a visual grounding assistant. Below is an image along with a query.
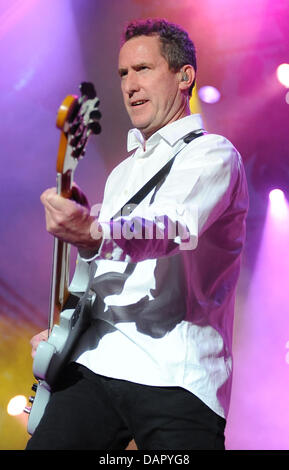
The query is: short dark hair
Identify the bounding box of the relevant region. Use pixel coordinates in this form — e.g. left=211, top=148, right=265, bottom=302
left=123, top=18, right=197, bottom=95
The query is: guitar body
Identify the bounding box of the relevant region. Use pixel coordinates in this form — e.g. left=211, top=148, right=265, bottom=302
left=27, top=297, right=92, bottom=435
left=25, top=82, right=101, bottom=434
left=26, top=381, right=51, bottom=436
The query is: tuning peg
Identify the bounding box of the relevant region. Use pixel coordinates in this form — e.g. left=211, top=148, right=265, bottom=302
left=79, top=82, right=96, bottom=99
left=89, top=109, right=102, bottom=121
left=88, top=121, right=101, bottom=135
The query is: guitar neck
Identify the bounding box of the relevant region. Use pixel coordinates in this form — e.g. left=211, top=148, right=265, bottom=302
left=48, top=171, right=73, bottom=331
left=46, top=82, right=101, bottom=332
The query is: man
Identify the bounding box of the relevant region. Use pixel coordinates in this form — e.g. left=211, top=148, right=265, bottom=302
left=26, top=19, right=248, bottom=450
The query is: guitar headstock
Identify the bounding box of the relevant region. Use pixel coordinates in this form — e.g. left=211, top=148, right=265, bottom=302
left=56, top=82, right=101, bottom=175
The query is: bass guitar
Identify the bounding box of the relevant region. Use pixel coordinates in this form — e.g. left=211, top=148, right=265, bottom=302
left=25, top=82, right=101, bottom=435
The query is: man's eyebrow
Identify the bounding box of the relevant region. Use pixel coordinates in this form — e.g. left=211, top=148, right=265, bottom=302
left=133, top=62, right=153, bottom=69
left=118, top=62, right=153, bottom=76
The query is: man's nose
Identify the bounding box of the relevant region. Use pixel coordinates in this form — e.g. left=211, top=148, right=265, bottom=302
left=123, top=71, right=140, bottom=96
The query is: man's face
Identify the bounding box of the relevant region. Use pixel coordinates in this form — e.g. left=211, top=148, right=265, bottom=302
left=118, top=35, right=186, bottom=139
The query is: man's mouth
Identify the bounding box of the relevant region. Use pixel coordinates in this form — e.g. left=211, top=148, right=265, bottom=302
left=131, top=100, right=148, bottom=107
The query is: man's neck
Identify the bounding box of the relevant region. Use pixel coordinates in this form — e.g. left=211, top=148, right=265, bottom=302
left=142, top=99, right=191, bottom=142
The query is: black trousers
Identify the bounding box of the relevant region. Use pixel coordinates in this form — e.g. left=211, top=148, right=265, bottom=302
left=26, top=362, right=226, bottom=450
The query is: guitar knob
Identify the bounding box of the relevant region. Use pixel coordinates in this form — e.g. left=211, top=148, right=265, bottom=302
left=24, top=406, right=31, bottom=415
left=29, top=396, right=35, bottom=404
left=32, top=383, right=38, bottom=392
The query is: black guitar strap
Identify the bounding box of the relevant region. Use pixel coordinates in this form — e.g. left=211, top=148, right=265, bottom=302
left=112, top=130, right=205, bottom=219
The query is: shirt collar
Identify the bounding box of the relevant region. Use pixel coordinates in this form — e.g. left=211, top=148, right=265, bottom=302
left=127, top=114, right=205, bottom=153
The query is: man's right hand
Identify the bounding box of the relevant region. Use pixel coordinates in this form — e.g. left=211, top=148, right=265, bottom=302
left=40, top=186, right=103, bottom=251
left=30, top=330, right=49, bottom=358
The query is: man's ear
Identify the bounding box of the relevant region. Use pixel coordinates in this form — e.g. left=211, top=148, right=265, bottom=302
left=178, top=65, right=195, bottom=93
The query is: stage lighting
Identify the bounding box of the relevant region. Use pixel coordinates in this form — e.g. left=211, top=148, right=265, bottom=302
left=269, top=189, right=288, bottom=220
left=269, top=188, right=285, bottom=203
left=276, top=64, right=289, bottom=88
left=7, top=395, right=27, bottom=416
left=198, top=86, right=221, bottom=104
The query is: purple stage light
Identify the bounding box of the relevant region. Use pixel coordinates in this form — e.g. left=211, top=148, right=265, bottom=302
left=198, top=85, right=221, bottom=104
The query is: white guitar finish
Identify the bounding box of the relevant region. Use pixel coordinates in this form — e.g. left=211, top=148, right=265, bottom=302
left=25, top=83, right=101, bottom=435
left=26, top=381, right=51, bottom=436
left=27, top=299, right=92, bottom=435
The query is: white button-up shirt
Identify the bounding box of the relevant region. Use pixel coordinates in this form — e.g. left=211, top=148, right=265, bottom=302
left=70, top=114, right=248, bottom=418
